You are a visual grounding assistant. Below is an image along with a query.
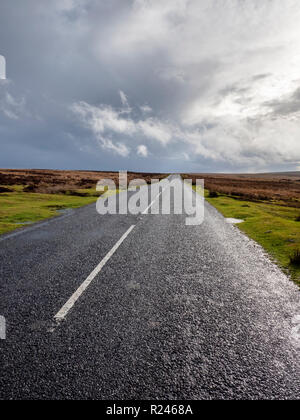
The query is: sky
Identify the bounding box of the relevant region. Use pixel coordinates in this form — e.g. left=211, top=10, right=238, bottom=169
left=1, top=0, right=300, bottom=173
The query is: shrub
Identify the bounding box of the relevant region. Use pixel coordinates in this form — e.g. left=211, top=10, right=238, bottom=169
left=209, top=190, right=218, bottom=198
left=290, top=249, right=300, bottom=266
left=23, top=184, right=36, bottom=192
left=0, top=186, right=13, bottom=193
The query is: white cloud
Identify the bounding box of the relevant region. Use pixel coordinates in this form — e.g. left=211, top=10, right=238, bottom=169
left=137, top=144, right=148, bottom=157
left=138, top=118, right=173, bottom=145
left=140, top=105, right=152, bottom=114
left=0, top=84, right=27, bottom=120
left=72, top=101, right=136, bottom=135
left=119, top=90, right=130, bottom=111
left=99, top=137, right=130, bottom=157
left=182, top=116, right=300, bottom=167
left=72, top=97, right=176, bottom=155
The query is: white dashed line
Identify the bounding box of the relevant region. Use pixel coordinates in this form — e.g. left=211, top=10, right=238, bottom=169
left=142, top=186, right=167, bottom=214
left=52, top=182, right=167, bottom=329
left=53, top=224, right=135, bottom=324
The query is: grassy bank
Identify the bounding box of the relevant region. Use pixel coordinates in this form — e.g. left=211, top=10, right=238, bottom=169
left=0, top=177, right=158, bottom=236
left=0, top=185, right=101, bottom=235
left=196, top=187, right=300, bottom=286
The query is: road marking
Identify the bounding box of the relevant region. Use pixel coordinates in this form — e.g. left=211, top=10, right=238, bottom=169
left=53, top=224, right=135, bottom=324
left=142, top=186, right=167, bottom=214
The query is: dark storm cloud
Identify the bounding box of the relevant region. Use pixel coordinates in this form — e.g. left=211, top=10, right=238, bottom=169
left=1, top=0, right=300, bottom=172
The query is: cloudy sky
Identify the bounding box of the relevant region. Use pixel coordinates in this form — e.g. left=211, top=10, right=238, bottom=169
left=1, top=0, right=300, bottom=173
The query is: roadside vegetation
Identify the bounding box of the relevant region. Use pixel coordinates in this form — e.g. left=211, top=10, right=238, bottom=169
left=0, top=169, right=167, bottom=236
left=195, top=187, right=300, bottom=286
left=182, top=172, right=300, bottom=207
left=0, top=169, right=166, bottom=194
left=0, top=185, right=101, bottom=235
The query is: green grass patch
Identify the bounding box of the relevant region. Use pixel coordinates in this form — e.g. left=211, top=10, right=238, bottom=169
left=194, top=187, right=300, bottom=286
left=0, top=188, right=100, bottom=235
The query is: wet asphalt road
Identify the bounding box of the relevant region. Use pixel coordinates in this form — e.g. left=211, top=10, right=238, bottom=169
left=0, top=176, right=299, bottom=400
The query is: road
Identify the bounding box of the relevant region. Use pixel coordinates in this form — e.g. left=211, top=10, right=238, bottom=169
left=0, top=176, right=299, bottom=400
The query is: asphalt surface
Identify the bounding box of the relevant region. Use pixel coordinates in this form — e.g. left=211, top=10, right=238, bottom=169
left=0, top=176, right=299, bottom=400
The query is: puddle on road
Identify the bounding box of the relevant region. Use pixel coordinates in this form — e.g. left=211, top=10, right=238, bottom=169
left=226, top=218, right=244, bottom=224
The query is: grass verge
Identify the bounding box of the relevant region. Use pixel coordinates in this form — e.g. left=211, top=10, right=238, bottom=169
left=194, top=187, right=300, bottom=286
left=0, top=186, right=102, bottom=235
left=0, top=180, right=158, bottom=236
